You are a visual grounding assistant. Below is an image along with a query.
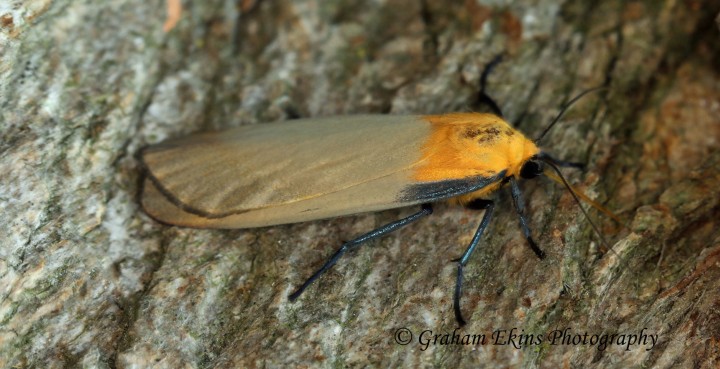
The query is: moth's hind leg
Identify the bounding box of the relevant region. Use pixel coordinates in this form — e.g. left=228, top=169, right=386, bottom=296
left=289, top=204, right=433, bottom=301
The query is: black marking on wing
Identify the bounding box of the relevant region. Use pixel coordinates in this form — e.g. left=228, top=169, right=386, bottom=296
left=462, top=127, right=505, bottom=145
left=139, top=149, right=252, bottom=219
left=397, top=170, right=507, bottom=202
left=144, top=170, right=253, bottom=219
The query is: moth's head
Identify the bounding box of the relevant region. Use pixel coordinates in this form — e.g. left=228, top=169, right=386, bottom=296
left=519, top=156, right=544, bottom=179
left=520, top=152, right=585, bottom=181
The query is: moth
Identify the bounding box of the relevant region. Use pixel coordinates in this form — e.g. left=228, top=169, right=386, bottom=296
left=140, top=61, right=614, bottom=325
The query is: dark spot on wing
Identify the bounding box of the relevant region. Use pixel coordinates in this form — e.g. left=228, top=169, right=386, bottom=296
left=463, top=127, right=502, bottom=140
left=463, top=128, right=483, bottom=138
left=465, top=127, right=502, bottom=145
left=477, top=128, right=500, bottom=143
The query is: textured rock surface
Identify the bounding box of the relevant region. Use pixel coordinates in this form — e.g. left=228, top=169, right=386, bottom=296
left=1, top=0, right=719, bottom=367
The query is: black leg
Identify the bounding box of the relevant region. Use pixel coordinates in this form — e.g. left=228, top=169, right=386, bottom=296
left=454, top=199, right=494, bottom=326
left=288, top=204, right=433, bottom=301
left=509, top=177, right=545, bottom=259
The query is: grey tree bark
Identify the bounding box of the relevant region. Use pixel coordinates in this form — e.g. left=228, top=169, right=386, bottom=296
left=2, top=0, right=719, bottom=368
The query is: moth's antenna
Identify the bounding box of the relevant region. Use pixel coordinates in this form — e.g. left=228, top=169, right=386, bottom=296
left=543, top=167, right=627, bottom=227
left=541, top=159, right=615, bottom=255
left=535, top=86, right=607, bottom=144
left=476, top=54, right=505, bottom=118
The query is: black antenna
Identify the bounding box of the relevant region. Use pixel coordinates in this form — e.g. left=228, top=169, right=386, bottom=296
left=477, top=54, right=505, bottom=118
left=534, top=86, right=607, bottom=144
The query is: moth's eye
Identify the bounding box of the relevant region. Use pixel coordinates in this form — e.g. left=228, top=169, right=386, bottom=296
left=520, top=160, right=543, bottom=179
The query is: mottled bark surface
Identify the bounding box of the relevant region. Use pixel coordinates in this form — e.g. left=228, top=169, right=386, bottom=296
left=2, top=0, right=720, bottom=368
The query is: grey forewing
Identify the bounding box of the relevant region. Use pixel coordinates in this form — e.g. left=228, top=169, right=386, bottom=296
left=142, top=115, right=432, bottom=217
